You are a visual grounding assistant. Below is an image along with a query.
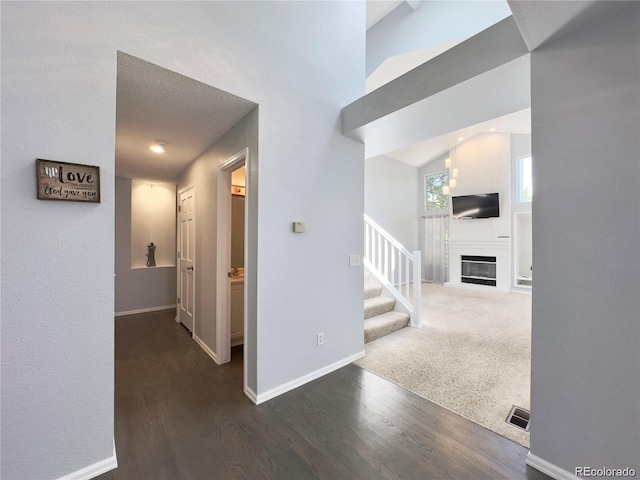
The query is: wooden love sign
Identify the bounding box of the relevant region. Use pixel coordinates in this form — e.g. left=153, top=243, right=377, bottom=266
left=36, top=159, right=101, bottom=203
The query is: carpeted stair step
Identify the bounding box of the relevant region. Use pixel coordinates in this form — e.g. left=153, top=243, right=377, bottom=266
left=364, top=311, right=410, bottom=343
left=364, top=296, right=396, bottom=319
left=364, top=282, right=383, bottom=300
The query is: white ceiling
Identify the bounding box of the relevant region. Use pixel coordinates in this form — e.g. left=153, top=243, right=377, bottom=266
left=115, top=52, right=256, bottom=183
left=364, top=2, right=531, bottom=167
left=384, top=108, right=531, bottom=167
left=363, top=1, right=599, bottom=168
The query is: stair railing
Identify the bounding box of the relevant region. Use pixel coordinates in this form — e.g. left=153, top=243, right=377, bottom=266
left=364, top=214, right=421, bottom=327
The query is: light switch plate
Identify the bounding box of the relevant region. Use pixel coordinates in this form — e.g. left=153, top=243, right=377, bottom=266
left=293, top=221, right=306, bottom=233
left=349, top=254, right=361, bottom=267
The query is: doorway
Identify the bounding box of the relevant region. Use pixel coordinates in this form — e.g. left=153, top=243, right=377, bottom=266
left=229, top=166, right=246, bottom=349
left=216, top=148, right=249, bottom=374
left=115, top=52, right=258, bottom=403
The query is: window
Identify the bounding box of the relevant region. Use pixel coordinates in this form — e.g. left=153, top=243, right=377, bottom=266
left=425, top=172, right=449, bottom=212
left=517, top=155, right=533, bottom=203
left=424, top=172, right=449, bottom=283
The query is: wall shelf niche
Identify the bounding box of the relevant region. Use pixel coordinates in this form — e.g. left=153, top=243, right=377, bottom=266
left=130, top=180, right=177, bottom=269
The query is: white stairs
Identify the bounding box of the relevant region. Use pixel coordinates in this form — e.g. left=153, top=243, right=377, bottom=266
left=364, top=278, right=410, bottom=343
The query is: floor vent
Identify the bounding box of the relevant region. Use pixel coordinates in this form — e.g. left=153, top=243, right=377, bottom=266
left=506, top=405, right=530, bottom=431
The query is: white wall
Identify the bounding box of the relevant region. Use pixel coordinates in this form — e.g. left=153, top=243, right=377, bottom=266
left=528, top=1, right=639, bottom=473
left=130, top=180, right=176, bottom=268
left=0, top=2, right=365, bottom=478
left=366, top=0, right=512, bottom=77
left=364, top=155, right=418, bottom=250
left=115, top=177, right=177, bottom=315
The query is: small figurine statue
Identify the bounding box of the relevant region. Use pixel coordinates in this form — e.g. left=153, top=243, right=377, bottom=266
left=146, top=242, right=156, bottom=267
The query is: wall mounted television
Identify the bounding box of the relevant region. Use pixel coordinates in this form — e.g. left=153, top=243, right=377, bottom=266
left=451, top=193, right=500, bottom=219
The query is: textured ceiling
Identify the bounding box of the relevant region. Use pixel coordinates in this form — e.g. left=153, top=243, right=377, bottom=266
left=115, top=52, right=257, bottom=183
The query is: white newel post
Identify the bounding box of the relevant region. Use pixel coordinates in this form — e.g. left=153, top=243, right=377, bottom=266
left=411, top=250, right=422, bottom=328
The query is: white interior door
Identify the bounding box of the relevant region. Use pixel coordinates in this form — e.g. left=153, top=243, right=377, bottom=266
left=178, top=187, right=195, bottom=332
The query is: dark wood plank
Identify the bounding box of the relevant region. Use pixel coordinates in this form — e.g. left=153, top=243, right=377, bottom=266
left=98, top=310, right=550, bottom=480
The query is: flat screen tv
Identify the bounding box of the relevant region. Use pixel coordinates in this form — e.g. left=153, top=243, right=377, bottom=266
left=452, top=193, right=500, bottom=219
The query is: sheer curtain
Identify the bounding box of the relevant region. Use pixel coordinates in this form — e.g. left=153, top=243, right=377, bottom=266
left=423, top=215, right=449, bottom=283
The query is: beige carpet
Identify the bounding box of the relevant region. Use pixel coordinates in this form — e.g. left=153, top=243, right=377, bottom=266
left=354, top=283, right=531, bottom=447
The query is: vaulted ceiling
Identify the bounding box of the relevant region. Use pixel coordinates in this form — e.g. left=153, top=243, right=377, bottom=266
left=115, top=1, right=599, bottom=181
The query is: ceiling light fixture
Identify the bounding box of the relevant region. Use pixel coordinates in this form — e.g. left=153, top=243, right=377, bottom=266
left=445, top=157, right=451, bottom=168
left=458, top=136, right=464, bottom=142
left=149, top=141, right=168, bottom=154
left=490, top=128, right=496, bottom=132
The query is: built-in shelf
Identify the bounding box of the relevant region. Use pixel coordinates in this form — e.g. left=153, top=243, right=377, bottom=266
left=516, top=275, right=532, bottom=288
left=132, top=265, right=176, bottom=270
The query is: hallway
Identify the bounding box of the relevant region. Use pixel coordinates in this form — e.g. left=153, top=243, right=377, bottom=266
left=101, top=310, right=549, bottom=480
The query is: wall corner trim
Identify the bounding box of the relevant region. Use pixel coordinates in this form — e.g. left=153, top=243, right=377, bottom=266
left=526, top=452, right=580, bottom=480
left=193, top=334, right=219, bottom=364
left=57, top=440, right=118, bottom=480
left=244, top=386, right=258, bottom=404
left=254, top=350, right=366, bottom=405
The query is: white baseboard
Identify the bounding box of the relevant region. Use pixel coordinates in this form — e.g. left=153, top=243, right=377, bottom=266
left=58, top=439, right=118, bottom=480
left=115, top=304, right=176, bottom=317
left=231, top=331, right=244, bottom=347
left=255, top=350, right=366, bottom=405
left=193, top=334, right=219, bottom=364
left=244, top=385, right=258, bottom=404
left=444, top=281, right=509, bottom=293
left=526, top=453, right=579, bottom=480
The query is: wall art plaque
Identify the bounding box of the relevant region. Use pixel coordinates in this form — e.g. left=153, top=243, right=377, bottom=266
left=36, top=159, right=100, bottom=203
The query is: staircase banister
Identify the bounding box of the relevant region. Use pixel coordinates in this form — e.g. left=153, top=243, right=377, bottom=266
left=364, top=214, right=412, bottom=257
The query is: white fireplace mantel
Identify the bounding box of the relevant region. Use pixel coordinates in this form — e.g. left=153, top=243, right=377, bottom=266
left=447, top=239, right=511, bottom=292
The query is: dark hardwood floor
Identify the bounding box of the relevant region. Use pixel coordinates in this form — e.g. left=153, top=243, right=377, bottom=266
left=99, top=310, right=549, bottom=480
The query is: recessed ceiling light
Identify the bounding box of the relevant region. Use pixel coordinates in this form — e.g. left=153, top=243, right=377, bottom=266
left=458, top=136, right=464, bottom=142
left=490, top=128, right=496, bottom=132
left=149, top=141, right=167, bottom=154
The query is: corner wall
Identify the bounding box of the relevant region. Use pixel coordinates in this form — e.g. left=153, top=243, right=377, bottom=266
left=529, top=1, right=640, bottom=473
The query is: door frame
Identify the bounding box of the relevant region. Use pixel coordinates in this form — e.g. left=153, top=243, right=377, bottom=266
left=176, top=184, right=196, bottom=334
left=216, top=148, right=249, bottom=376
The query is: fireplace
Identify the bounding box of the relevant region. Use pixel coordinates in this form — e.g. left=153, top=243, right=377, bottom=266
left=461, top=255, right=497, bottom=287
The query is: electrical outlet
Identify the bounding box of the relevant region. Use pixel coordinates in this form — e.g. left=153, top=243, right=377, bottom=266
left=349, top=254, right=361, bottom=267
left=317, top=332, right=324, bottom=346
